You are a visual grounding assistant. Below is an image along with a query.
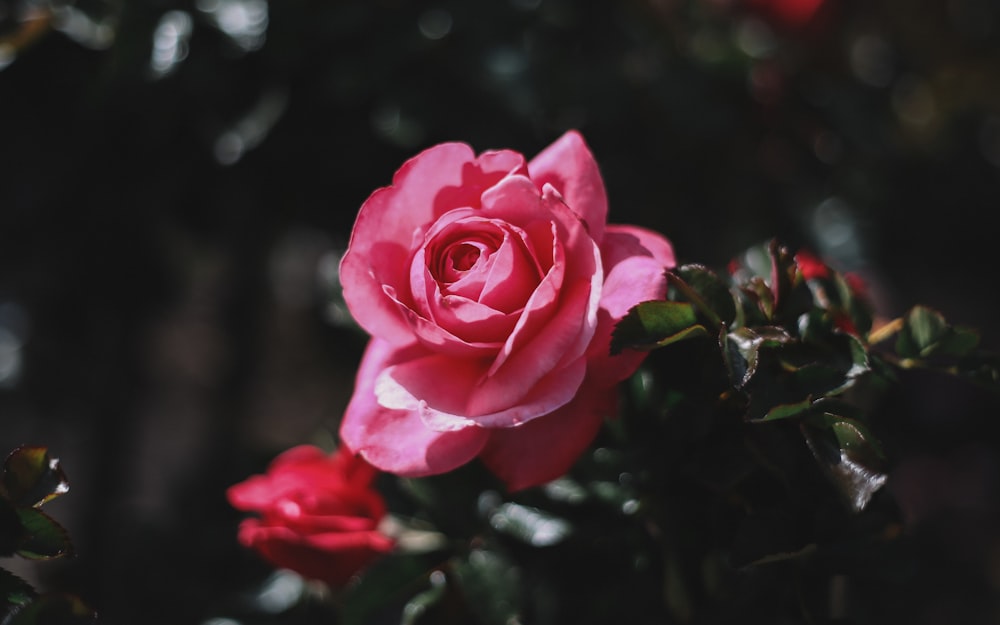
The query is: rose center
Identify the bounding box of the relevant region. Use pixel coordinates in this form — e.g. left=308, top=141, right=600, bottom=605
left=450, top=243, right=481, bottom=272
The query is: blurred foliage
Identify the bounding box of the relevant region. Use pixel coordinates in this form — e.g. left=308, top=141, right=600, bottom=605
left=3, top=0, right=1000, bottom=623
left=0, top=446, right=95, bottom=625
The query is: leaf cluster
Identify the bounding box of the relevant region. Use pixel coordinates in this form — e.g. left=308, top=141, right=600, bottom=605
left=0, top=447, right=95, bottom=625
left=612, top=239, right=997, bottom=513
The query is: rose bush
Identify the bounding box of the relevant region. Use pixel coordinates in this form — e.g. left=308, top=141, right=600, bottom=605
left=339, top=131, right=675, bottom=490
left=227, top=446, right=394, bottom=587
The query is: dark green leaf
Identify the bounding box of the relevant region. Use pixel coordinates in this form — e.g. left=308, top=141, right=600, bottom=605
left=1, top=448, right=69, bottom=509
left=767, top=241, right=797, bottom=312
left=0, top=568, right=35, bottom=611
left=760, top=397, right=815, bottom=421
left=725, top=326, right=793, bottom=388
left=340, top=550, right=450, bottom=625
left=1, top=594, right=95, bottom=625
left=895, top=306, right=946, bottom=358
left=895, top=306, right=981, bottom=362
left=13, top=509, right=72, bottom=560
left=802, top=415, right=887, bottom=512
left=939, top=327, right=981, bottom=358
left=674, top=265, right=737, bottom=325
left=834, top=273, right=874, bottom=336
left=610, top=301, right=707, bottom=355
left=399, top=571, right=448, bottom=625
left=0, top=500, right=21, bottom=557
left=451, top=548, right=523, bottom=625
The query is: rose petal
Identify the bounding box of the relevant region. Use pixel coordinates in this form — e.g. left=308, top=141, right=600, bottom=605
left=340, top=338, right=490, bottom=476
left=238, top=520, right=393, bottom=587
left=472, top=277, right=595, bottom=416
left=341, top=145, right=528, bottom=346
left=528, top=130, right=608, bottom=243
left=585, top=226, right=675, bottom=384
left=376, top=353, right=587, bottom=430
left=479, top=382, right=619, bottom=491
left=482, top=179, right=602, bottom=379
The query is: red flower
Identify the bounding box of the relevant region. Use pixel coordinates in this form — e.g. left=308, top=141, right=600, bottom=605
left=227, top=446, right=394, bottom=587
left=794, top=249, right=830, bottom=281
left=742, top=0, right=825, bottom=28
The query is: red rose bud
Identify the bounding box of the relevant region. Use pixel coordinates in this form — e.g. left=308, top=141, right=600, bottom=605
left=794, top=249, right=830, bottom=281
left=227, top=446, right=394, bottom=588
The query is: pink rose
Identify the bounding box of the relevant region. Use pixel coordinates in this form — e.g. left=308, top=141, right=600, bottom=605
left=227, top=446, right=394, bottom=587
left=339, top=131, right=675, bottom=490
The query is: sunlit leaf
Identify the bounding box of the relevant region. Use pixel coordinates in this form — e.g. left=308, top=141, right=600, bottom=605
left=725, top=326, right=793, bottom=388
left=489, top=503, right=572, bottom=547
left=13, top=509, right=73, bottom=560
left=611, top=301, right=707, bottom=355
left=802, top=415, right=887, bottom=512
left=1, top=448, right=69, bottom=509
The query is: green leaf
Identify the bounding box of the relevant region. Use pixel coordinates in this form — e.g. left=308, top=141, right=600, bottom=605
left=802, top=414, right=887, bottom=512
left=13, top=509, right=73, bottom=560
left=1, top=448, right=69, bottom=509
left=674, top=265, right=737, bottom=325
left=939, top=327, right=981, bottom=357
left=760, top=397, right=816, bottom=421
left=610, top=301, right=707, bottom=355
left=1, top=594, right=95, bottom=625
left=724, top=326, right=793, bottom=388
left=728, top=240, right=799, bottom=322
left=895, top=305, right=979, bottom=359
left=399, top=571, right=448, bottom=625
left=767, top=240, right=797, bottom=311
left=0, top=568, right=36, bottom=611
left=340, top=550, right=450, bottom=625
left=451, top=548, right=523, bottom=625
left=834, top=273, right=874, bottom=336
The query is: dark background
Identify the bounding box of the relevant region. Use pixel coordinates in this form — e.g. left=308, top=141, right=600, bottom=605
left=1, top=0, right=999, bottom=623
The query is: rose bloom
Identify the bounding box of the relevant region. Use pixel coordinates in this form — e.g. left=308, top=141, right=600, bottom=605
left=742, top=0, right=825, bottom=28
left=339, top=131, right=675, bottom=490
left=227, top=446, right=394, bottom=587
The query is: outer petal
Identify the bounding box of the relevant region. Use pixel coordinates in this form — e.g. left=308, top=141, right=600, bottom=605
left=376, top=353, right=587, bottom=429
left=478, top=382, right=619, bottom=491
left=237, top=520, right=393, bottom=587
left=586, top=225, right=676, bottom=384
left=528, top=130, right=608, bottom=243
left=601, top=224, right=676, bottom=272
left=340, top=338, right=489, bottom=476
